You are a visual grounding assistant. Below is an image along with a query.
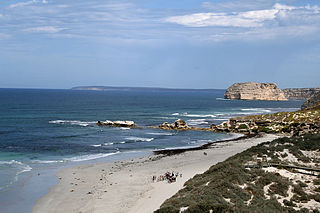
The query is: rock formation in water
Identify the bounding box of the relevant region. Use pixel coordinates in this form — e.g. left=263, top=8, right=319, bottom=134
left=159, top=119, right=190, bottom=130
left=301, top=91, right=320, bottom=110
left=224, top=82, right=287, bottom=101
left=97, top=120, right=136, bottom=127
left=283, top=88, right=320, bottom=100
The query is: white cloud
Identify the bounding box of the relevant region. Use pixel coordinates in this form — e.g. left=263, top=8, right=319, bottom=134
left=164, top=3, right=319, bottom=28
left=23, top=26, right=66, bottom=33
left=9, top=0, right=37, bottom=8
left=9, top=0, right=47, bottom=8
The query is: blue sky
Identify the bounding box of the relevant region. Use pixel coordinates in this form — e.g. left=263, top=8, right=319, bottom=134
left=0, top=0, right=320, bottom=89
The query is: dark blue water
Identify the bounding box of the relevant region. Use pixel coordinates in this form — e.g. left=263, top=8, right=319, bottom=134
left=0, top=88, right=303, bottom=201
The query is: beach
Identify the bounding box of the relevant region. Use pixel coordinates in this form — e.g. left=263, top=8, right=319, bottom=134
left=33, top=134, right=279, bottom=213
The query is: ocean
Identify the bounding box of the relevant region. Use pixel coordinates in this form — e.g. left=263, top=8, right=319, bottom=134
left=0, top=88, right=303, bottom=212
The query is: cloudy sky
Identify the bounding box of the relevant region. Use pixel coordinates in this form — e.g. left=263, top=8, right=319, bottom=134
left=0, top=0, right=319, bottom=89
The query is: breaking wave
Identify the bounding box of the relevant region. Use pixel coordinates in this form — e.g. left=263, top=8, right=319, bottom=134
left=125, top=137, right=154, bottom=142
left=49, top=120, right=96, bottom=127
left=63, top=152, right=120, bottom=162
left=147, top=132, right=174, bottom=136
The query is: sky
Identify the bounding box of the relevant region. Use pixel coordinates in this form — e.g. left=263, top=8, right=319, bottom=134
left=0, top=0, right=320, bottom=89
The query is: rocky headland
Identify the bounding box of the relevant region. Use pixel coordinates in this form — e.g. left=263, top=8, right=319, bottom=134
left=224, top=82, right=320, bottom=101
left=284, top=88, right=320, bottom=100
left=301, top=91, right=320, bottom=110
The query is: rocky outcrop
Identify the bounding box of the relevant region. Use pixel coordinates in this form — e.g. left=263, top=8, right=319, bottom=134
left=97, top=120, right=136, bottom=127
left=301, top=91, right=320, bottom=110
left=224, top=82, right=287, bottom=101
left=283, top=88, right=320, bottom=100
left=159, top=119, right=190, bottom=130
left=210, top=108, right=320, bottom=135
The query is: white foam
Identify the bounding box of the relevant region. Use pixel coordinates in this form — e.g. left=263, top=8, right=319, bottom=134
left=147, top=132, right=174, bottom=136
left=216, top=98, right=231, bottom=101
left=241, top=108, right=271, bottom=113
left=119, top=141, right=126, bottom=144
left=91, top=144, right=102, bottom=147
left=63, top=152, right=120, bottom=162
left=125, top=137, right=154, bottom=142
left=0, top=160, right=32, bottom=175
left=183, top=113, right=216, bottom=118
left=30, top=160, right=64, bottom=164
left=187, top=119, right=209, bottom=126
left=171, top=112, right=216, bottom=118
left=104, top=142, right=114, bottom=146
left=49, top=120, right=96, bottom=127
left=119, top=127, right=130, bottom=130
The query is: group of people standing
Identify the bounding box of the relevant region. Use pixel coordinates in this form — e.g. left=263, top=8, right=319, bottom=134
left=152, top=171, right=182, bottom=183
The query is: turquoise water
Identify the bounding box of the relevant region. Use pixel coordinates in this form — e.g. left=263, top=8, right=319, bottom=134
left=0, top=88, right=303, bottom=212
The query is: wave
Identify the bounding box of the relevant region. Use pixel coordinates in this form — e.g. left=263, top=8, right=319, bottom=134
left=172, top=112, right=216, bottom=118
left=104, top=142, right=114, bottom=146
left=0, top=160, right=32, bottom=173
left=63, top=152, right=120, bottom=162
left=0, top=160, right=32, bottom=188
left=241, top=108, right=271, bottom=113
left=91, top=144, right=102, bottom=147
left=30, top=159, right=64, bottom=164
left=49, top=120, right=96, bottom=127
left=119, top=127, right=130, bottom=130
left=125, top=137, right=154, bottom=142
left=30, top=152, right=121, bottom=164
left=147, top=132, right=174, bottom=136
left=187, top=119, right=209, bottom=126
left=216, top=98, right=231, bottom=101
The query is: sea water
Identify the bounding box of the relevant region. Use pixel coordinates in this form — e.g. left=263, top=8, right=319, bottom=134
left=0, top=88, right=303, bottom=212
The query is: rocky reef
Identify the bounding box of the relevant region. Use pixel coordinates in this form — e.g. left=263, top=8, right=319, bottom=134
left=301, top=91, right=320, bottom=110
left=97, top=120, right=136, bottom=127
left=224, top=82, right=287, bottom=101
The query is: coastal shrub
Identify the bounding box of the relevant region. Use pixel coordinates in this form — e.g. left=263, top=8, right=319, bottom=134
left=314, top=194, right=320, bottom=202
left=156, top=134, right=320, bottom=213
left=297, top=180, right=308, bottom=188
left=238, top=124, right=248, bottom=130
left=314, top=179, right=320, bottom=185
left=283, top=199, right=296, bottom=207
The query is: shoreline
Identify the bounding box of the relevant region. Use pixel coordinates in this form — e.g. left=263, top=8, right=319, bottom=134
left=33, top=133, right=279, bottom=213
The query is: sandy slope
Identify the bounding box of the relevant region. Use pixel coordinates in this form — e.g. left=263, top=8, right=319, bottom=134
left=33, top=134, right=278, bottom=213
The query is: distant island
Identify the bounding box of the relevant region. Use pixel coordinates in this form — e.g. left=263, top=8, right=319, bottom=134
left=224, top=82, right=320, bottom=101
left=71, top=86, right=223, bottom=92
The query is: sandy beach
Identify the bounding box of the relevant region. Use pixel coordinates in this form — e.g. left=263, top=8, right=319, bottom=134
left=33, top=134, right=279, bottom=213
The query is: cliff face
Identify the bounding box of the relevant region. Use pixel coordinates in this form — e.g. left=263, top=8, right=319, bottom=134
left=224, top=82, right=287, bottom=101
left=301, top=91, right=320, bottom=110
left=283, top=88, right=320, bottom=100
